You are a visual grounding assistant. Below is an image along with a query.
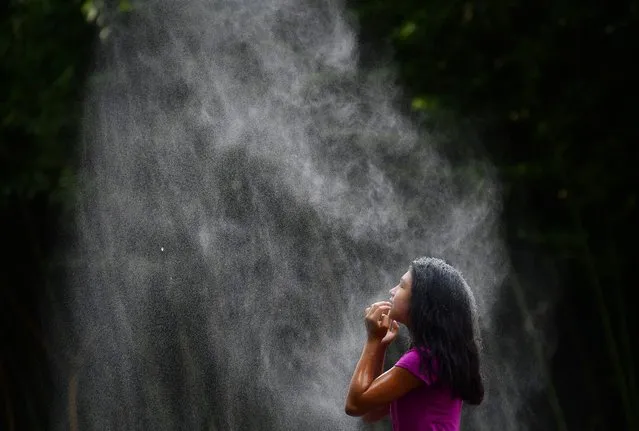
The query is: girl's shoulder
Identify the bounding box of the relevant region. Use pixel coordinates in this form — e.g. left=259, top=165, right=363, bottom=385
left=394, top=347, right=436, bottom=385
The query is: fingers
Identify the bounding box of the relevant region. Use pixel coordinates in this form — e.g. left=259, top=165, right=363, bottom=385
left=383, top=317, right=398, bottom=334
left=381, top=313, right=390, bottom=328
left=370, top=305, right=391, bottom=322
left=380, top=319, right=399, bottom=345
left=365, top=301, right=392, bottom=316
left=389, top=320, right=399, bottom=333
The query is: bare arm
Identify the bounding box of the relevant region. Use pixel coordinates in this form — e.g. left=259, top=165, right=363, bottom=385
left=345, top=349, right=422, bottom=417
left=345, top=302, right=422, bottom=417
left=360, top=337, right=391, bottom=423
left=345, top=339, right=387, bottom=415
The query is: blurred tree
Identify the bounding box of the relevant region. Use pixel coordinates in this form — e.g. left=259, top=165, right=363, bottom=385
left=1, top=1, right=94, bottom=429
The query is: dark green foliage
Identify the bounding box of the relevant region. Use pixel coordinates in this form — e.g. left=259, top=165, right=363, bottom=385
left=1, top=1, right=94, bottom=430
left=1, top=0, right=94, bottom=207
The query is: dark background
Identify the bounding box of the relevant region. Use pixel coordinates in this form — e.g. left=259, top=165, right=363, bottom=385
left=1, top=0, right=637, bottom=429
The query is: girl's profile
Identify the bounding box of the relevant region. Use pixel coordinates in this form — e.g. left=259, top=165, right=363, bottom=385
left=345, top=257, right=484, bottom=430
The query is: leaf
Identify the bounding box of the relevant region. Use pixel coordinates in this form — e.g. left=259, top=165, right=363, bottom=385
left=119, top=0, right=133, bottom=12
left=81, top=0, right=98, bottom=22
left=411, top=96, right=438, bottom=111
left=398, top=22, right=417, bottom=40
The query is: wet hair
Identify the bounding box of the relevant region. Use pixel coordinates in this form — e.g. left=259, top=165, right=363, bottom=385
left=408, top=257, right=484, bottom=405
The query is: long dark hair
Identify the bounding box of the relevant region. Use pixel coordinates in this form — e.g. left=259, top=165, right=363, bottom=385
left=408, top=257, right=484, bottom=405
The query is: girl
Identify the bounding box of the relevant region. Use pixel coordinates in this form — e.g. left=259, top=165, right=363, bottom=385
left=345, top=257, right=484, bottom=430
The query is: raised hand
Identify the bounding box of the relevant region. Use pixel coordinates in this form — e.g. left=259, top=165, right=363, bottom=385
left=364, top=301, right=399, bottom=345
left=380, top=314, right=399, bottom=345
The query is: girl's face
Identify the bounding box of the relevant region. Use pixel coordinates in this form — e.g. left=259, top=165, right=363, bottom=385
left=389, top=270, right=412, bottom=326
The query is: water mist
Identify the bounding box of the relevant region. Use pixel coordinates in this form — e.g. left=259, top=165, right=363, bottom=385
left=51, top=0, right=551, bottom=429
